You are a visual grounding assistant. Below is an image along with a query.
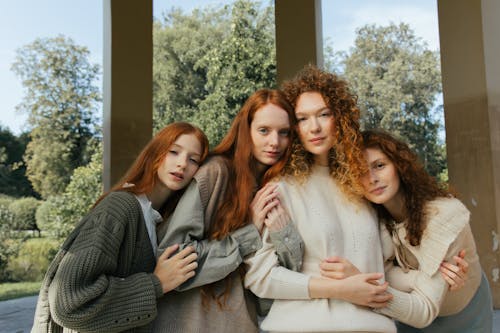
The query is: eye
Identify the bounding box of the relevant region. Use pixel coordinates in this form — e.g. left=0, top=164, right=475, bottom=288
left=279, top=129, right=290, bottom=137
left=258, top=128, right=268, bottom=134
left=189, top=157, right=200, bottom=165
left=320, top=110, right=332, bottom=117
left=169, top=150, right=178, bottom=155
left=297, top=116, right=306, bottom=122
left=375, top=162, right=385, bottom=169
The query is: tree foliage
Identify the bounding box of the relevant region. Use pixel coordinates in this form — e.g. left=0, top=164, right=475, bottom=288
left=0, top=126, right=37, bottom=198
left=36, top=144, right=102, bottom=238
left=330, top=23, right=445, bottom=177
left=153, top=0, right=276, bottom=145
left=8, top=197, right=41, bottom=233
left=11, top=35, right=101, bottom=198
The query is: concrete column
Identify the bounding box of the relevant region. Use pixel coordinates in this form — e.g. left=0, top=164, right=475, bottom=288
left=438, top=0, right=500, bottom=306
left=274, top=0, right=323, bottom=85
left=103, top=0, right=153, bottom=191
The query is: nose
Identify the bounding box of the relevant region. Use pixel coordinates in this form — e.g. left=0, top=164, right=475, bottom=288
left=309, top=117, right=321, bottom=133
left=269, top=131, right=279, bottom=148
left=177, top=155, right=187, bottom=169
left=368, top=169, right=378, bottom=184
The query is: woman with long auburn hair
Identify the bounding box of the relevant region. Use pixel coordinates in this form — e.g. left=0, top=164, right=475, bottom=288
left=32, top=122, right=209, bottom=333
left=153, top=88, right=303, bottom=333
left=358, top=129, right=492, bottom=332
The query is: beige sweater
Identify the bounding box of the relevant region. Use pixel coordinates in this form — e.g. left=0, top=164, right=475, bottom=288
left=153, top=156, right=261, bottom=333
left=244, top=166, right=396, bottom=333
left=377, top=197, right=482, bottom=328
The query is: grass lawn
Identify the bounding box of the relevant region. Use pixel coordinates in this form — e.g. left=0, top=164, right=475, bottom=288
left=0, top=281, right=41, bottom=301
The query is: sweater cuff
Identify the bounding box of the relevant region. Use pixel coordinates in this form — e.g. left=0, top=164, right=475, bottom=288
left=150, top=274, right=164, bottom=298
left=232, top=224, right=263, bottom=257
left=269, top=223, right=304, bottom=271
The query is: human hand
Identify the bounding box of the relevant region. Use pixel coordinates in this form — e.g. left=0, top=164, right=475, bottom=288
left=264, top=202, right=290, bottom=232
left=440, top=249, right=468, bottom=291
left=319, top=256, right=361, bottom=279
left=154, top=244, right=198, bottom=294
left=337, top=273, right=392, bottom=308
left=250, top=183, right=280, bottom=233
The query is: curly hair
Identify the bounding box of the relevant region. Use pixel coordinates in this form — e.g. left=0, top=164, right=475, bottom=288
left=281, top=64, right=366, bottom=198
left=362, top=129, right=450, bottom=246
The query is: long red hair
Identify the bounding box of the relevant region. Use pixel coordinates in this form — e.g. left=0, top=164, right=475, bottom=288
left=210, top=88, right=294, bottom=240
left=98, top=122, right=209, bottom=216
left=202, top=89, right=294, bottom=308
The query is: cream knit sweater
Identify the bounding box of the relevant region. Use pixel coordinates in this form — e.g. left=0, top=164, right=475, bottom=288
left=377, top=197, right=482, bottom=328
left=244, top=166, right=396, bottom=333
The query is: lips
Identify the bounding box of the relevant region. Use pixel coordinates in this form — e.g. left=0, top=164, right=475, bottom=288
left=370, top=186, right=386, bottom=195
left=170, top=171, right=184, bottom=181
left=265, top=151, right=281, bottom=157
left=309, top=137, right=325, bottom=144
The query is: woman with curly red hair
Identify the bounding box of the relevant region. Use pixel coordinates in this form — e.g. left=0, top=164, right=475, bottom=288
left=153, top=89, right=303, bottom=333
left=359, top=129, right=493, bottom=332
left=245, top=65, right=396, bottom=332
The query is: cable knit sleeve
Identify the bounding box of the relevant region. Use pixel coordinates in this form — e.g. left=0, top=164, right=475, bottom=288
left=157, top=157, right=263, bottom=291
left=244, top=227, right=310, bottom=299
left=48, top=193, right=162, bottom=333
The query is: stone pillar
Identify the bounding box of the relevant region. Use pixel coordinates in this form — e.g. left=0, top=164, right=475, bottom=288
left=103, top=0, right=153, bottom=191
left=274, top=0, right=323, bottom=84
left=438, top=0, right=500, bottom=306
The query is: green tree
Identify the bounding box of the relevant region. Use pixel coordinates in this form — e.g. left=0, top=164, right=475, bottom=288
left=36, top=144, right=102, bottom=238
left=153, top=0, right=276, bottom=145
left=11, top=35, right=101, bottom=198
left=195, top=0, right=276, bottom=144
left=332, top=23, right=445, bottom=177
left=0, top=126, right=37, bottom=198
left=153, top=6, right=227, bottom=130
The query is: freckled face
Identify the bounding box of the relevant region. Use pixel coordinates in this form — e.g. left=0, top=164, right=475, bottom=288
left=295, top=92, right=335, bottom=166
left=157, top=134, right=203, bottom=191
left=250, top=103, right=291, bottom=172
left=361, top=147, right=402, bottom=206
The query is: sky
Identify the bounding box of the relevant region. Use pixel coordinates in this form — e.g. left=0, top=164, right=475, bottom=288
left=0, top=0, right=439, bottom=135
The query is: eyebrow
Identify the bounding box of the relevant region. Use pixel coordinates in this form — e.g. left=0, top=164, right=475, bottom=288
left=295, top=107, right=330, bottom=117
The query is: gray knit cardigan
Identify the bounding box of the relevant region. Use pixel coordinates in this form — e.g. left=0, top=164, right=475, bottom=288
left=31, top=191, right=163, bottom=333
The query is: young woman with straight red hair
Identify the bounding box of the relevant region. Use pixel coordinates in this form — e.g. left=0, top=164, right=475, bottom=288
left=153, top=89, right=303, bottom=333
left=32, top=122, right=209, bottom=333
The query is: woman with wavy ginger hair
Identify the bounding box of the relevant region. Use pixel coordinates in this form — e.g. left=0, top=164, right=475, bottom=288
left=245, top=65, right=396, bottom=333
left=153, top=89, right=304, bottom=333
left=357, top=129, right=492, bottom=332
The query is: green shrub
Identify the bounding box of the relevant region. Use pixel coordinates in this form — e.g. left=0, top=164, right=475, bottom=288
left=7, top=237, right=60, bottom=282
left=0, top=195, right=14, bottom=228
left=36, top=145, right=102, bottom=238
left=9, top=197, right=41, bottom=233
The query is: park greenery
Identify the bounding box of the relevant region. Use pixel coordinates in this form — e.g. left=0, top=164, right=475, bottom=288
left=0, top=0, right=445, bottom=297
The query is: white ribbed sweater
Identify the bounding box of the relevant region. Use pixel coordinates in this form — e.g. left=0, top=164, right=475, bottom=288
left=244, top=166, right=396, bottom=333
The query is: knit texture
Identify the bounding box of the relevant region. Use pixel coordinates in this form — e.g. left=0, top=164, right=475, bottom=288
left=154, top=156, right=261, bottom=333
left=245, top=166, right=396, bottom=332
left=32, top=191, right=163, bottom=333
left=378, top=197, right=482, bottom=328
